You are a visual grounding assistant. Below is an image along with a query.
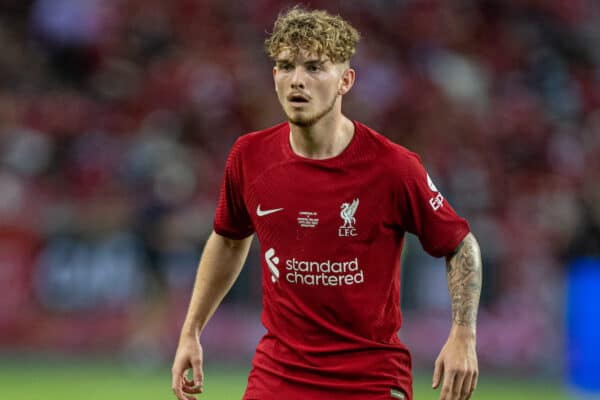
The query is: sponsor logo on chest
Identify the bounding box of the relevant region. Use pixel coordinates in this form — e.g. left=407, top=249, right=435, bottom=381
left=264, top=247, right=365, bottom=286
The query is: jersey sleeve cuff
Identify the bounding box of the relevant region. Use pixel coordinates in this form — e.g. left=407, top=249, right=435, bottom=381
left=213, top=224, right=255, bottom=240
left=428, top=224, right=471, bottom=258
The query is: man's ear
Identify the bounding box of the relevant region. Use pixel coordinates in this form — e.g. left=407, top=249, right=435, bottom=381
left=273, top=66, right=278, bottom=92
left=338, top=67, right=356, bottom=95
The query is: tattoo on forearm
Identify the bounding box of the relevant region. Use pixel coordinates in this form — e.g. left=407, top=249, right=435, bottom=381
left=446, top=234, right=482, bottom=327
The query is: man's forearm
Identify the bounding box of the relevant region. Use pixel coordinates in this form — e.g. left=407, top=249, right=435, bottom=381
left=181, top=231, right=253, bottom=337
left=445, top=232, right=482, bottom=329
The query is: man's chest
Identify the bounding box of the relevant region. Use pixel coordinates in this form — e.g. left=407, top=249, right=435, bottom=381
left=244, top=164, right=392, bottom=244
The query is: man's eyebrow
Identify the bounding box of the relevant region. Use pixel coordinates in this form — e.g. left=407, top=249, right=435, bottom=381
left=274, top=58, right=329, bottom=66
left=305, top=59, right=328, bottom=64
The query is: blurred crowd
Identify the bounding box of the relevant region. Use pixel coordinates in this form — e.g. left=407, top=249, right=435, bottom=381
left=1, top=0, right=598, bottom=371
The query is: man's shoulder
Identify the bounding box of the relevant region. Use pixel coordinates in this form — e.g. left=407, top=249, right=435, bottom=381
left=233, top=122, right=288, bottom=153
left=356, top=121, right=420, bottom=166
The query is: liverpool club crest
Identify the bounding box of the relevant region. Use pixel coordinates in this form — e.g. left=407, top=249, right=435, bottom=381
left=339, top=198, right=359, bottom=237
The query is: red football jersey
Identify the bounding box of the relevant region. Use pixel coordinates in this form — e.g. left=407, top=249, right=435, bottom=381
left=214, top=121, right=470, bottom=400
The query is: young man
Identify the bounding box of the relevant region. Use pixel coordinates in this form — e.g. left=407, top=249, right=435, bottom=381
left=171, top=7, right=482, bottom=400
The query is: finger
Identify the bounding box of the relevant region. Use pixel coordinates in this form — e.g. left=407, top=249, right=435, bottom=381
left=451, top=370, right=466, bottom=400
left=183, top=386, right=202, bottom=394
left=180, top=376, right=198, bottom=400
left=183, top=376, right=195, bottom=387
left=461, top=373, right=473, bottom=400
left=184, top=366, right=203, bottom=394
left=439, top=370, right=455, bottom=400
left=190, top=358, right=204, bottom=390
left=172, top=367, right=189, bottom=400
left=470, top=369, right=478, bottom=394
left=181, top=376, right=202, bottom=393
left=432, top=359, right=443, bottom=389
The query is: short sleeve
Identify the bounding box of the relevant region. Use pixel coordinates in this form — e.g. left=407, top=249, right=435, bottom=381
left=213, top=139, right=254, bottom=239
left=397, top=152, right=470, bottom=257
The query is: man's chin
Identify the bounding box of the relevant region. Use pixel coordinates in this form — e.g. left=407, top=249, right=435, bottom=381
left=285, top=97, right=336, bottom=128
left=287, top=113, right=316, bottom=127
left=288, top=117, right=314, bottom=127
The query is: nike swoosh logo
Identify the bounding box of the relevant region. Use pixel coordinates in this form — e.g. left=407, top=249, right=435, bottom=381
left=257, top=205, right=284, bottom=217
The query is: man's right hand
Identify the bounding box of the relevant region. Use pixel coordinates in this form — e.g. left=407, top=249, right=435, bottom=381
left=170, top=232, right=253, bottom=399
left=171, top=333, right=204, bottom=400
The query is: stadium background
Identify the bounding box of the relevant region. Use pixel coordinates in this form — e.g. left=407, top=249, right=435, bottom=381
left=1, top=0, right=598, bottom=399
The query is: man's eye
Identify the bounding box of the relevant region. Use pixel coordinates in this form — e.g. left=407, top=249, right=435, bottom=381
left=279, top=64, right=293, bottom=71
left=307, top=65, right=320, bottom=72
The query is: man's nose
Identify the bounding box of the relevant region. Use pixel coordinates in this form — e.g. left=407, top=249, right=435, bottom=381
left=290, top=68, right=305, bottom=89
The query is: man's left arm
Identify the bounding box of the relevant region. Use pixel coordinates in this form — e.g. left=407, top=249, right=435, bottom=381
left=432, top=232, right=482, bottom=400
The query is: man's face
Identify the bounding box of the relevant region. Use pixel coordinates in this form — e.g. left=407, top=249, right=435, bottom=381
left=273, top=49, right=352, bottom=127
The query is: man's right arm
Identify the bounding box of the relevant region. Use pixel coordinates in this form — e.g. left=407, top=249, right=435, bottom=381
left=171, top=230, right=253, bottom=400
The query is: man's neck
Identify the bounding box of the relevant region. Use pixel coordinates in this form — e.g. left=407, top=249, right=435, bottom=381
left=289, top=114, right=355, bottom=160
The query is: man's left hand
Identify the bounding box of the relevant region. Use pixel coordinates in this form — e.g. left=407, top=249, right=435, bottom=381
left=432, top=326, right=478, bottom=400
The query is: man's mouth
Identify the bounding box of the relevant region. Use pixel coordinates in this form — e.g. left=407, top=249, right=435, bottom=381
left=287, top=93, right=310, bottom=103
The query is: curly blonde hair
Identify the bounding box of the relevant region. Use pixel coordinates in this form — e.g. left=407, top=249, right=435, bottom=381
left=264, top=6, right=361, bottom=64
